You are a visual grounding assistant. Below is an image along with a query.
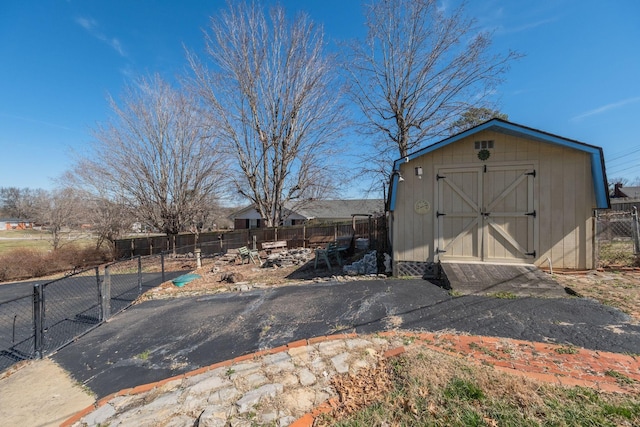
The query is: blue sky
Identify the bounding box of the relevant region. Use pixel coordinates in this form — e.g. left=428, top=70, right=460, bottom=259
left=1, top=0, right=639, bottom=195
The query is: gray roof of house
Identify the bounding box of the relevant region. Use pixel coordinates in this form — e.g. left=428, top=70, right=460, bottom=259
left=614, top=186, right=640, bottom=198
left=229, top=199, right=385, bottom=220
left=288, top=199, right=384, bottom=220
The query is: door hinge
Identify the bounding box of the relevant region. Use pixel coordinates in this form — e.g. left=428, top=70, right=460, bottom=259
left=525, top=210, right=537, bottom=218
left=484, top=164, right=487, bottom=173
left=525, top=250, right=536, bottom=257
left=482, top=212, right=490, bottom=217
left=436, top=211, right=446, bottom=217
left=525, top=170, right=536, bottom=178
left=435, top=248, right=447, bottom=254
left=436, top=174, right=446, bottom=180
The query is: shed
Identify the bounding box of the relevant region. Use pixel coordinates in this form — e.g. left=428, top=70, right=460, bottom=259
left=388, top=119, right=609, bottom=274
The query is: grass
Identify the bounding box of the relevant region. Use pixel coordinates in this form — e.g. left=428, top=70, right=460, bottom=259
left=554, top=345, right=579, bottom=355
left=0, top=230, right=96, bottom=255
left=135, top=350, right=151, bottom=360
left=318, top=347, right=640, bottom=427
left=0, top=238, right=51, bottom=252
left=598, top=240, right=639, bottom=267
left=553, top=271, right=640, bottom=321
left=488, top=291, right=518, bottom=299
left=605, top=370, right=636, bottom=386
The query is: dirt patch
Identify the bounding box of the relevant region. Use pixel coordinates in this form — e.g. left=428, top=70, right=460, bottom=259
left=0, top=359, right=95, bottom=427
left=142, top=249, right=384, bottom=300
left=552, top=269, right=640, bottom=323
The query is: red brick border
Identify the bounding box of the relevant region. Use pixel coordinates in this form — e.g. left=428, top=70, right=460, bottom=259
left=61, top=331, right=640, bottom=427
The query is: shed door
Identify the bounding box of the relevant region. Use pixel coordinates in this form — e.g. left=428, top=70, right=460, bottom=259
left=436, top=164, right=536, bottom=262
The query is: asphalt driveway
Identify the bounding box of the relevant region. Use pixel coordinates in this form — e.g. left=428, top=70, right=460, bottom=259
left=52, top=278, right=640, bottom=398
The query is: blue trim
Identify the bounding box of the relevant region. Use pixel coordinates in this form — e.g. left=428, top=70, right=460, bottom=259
left=389, top=159, right=401, bottom=211
left=387, top=119, right=610, bottom=211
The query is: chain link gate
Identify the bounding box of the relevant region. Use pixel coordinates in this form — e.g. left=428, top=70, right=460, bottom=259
left=595, top=208, right=640, bottom=268
left=0, top=253, right=172, bottom=372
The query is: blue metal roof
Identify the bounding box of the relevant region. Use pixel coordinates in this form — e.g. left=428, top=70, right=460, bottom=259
left=388, top=118, right=610, bottom=211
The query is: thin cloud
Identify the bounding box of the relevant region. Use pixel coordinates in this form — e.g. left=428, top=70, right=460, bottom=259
left=75, top=16, right=97, bottom=31
left=572, top=97, right=640, bottom=121
left=75, top=16, right=127, bottom=57
left=496, top=16, right=558, bottom=35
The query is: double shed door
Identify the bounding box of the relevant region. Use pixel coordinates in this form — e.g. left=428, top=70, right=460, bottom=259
left=435, top=163, right=537, bottom=262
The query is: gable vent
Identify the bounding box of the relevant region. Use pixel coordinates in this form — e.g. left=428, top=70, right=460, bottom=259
left=474, top=140, right=494, bottom=149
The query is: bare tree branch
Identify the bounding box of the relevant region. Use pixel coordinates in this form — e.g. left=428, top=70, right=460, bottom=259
left=71, top=74, right=228, bottom=253
left=348, top=0, right=521, bottom=163
left=187, top=2, right=346, bottom=227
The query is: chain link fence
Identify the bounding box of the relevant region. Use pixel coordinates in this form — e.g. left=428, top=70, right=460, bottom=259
left=1, top=218, right=388, bottom=372
left=0, top=253, right=183, bottom=372
left=0, top=294, right=34, bottom=367
left=595, top=208, right=640, bottom=268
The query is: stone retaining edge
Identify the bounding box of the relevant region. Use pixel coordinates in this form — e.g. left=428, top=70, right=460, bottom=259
left=61, top=330, right=638, bottom=427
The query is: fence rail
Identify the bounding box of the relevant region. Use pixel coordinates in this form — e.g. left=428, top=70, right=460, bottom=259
left=0, top=253, right=179, bottom=372
left=113, top=216, right=388, bottom=258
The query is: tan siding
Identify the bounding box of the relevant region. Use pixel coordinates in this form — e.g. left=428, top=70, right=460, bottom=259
left=393, top=129, right=598, bottom=270
left=537, top=144, right=552, bottom=264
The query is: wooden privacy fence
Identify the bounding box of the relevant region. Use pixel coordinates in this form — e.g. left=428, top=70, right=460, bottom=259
left=114, top=216, right=388, bottom=258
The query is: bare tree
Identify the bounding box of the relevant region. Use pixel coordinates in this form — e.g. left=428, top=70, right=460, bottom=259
left=448, top=107, right=508, bottom=135
left=31, top=188, right=83, bottom=250
left=348, top=0, right=520, bottom=178
left=72, top=74, right=228, bottom=253
left=188, top=2, right=345, bottom=227
left=0, top=187, right=45, bottom=219
left=87, top=195, right=131, bottom=254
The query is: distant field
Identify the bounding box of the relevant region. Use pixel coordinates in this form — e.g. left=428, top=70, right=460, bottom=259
left=0, top=229, right=50, bottom=238
left=0, top=230, right=96, bottom=254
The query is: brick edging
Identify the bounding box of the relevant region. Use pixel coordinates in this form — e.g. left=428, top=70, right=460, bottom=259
left=61, top=331, right=639, bottom=426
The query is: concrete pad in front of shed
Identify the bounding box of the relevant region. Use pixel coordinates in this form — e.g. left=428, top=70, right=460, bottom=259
left=440, top=262, right=569, bottom=298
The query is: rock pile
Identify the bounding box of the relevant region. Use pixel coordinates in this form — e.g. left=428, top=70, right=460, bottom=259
left=343, top=250, right=378, bottom=276
left=261, top=248, right=314, bottom=268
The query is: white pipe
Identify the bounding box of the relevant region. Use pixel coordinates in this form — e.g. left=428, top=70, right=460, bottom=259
left=546, top=257, right=553, bottom=275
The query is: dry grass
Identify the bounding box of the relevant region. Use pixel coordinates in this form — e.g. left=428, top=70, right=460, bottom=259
left=0, top=230, right=95, bottom=255
left=598, top=240, right=639, bottom=268
left=142, top=252, right=338, bottom=299
left=0, top=246, right=112, bottom=282
left=553, top=270, right=640, bottom=322
left=319, top=346, right=640, bottom=426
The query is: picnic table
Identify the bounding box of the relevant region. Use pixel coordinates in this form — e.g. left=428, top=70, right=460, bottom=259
left=261, top=240, right=287, bottom=254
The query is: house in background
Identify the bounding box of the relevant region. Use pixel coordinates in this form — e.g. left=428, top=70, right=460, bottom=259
left=388, top=118, right=609, bottom=274
left=609, top=183, right=640, bottom=211
left=0, top=218, right=34, bottom=230
left=611, top=184, right=640, bottom=199
left=230, top=199, right=384, bottom=229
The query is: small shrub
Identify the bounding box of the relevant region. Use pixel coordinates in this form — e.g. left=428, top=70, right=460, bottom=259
left=0, top=245, right=113, bottom=282
left=0, top=248, right=51, bottom=280
left=555, top=345, right=579, bottom=355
